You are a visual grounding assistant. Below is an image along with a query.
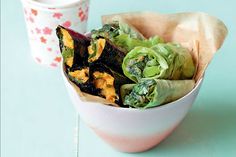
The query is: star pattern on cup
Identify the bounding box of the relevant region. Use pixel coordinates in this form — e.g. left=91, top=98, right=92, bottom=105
left=35, top=28, right=41, bottom=34
left=47, top=47, right=52, bottom=51
left=62, top=21, right=71, bottom=28
left=43, top=27, right=52, bottom=35
left=23, top=2, right=89, bottom=66
left=54, top=57, right=61, bottom=62
left=50, top=63, right=57, bottom=67
left=53, top=13, right=63, bottom=19
left=31, top=9, right=38, bottom=16
left=29, top=16, right=34, bottom=23
left=40, top=36, right=47, bottom=43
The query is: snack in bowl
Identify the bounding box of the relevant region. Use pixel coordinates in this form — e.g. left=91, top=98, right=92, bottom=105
left=121, top=79, right=195, bottom=108
left=122, top=44, right=196, bottom=82
left=57, top=22, right=197, bottom=108
left=57, top=12, right=227, bottom=152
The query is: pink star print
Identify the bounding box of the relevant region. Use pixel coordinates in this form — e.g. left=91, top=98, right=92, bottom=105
left=62, top=21, right=71, bottom=28
left=54, top=57, right=61, bottom=62
left=47, top=47, right=52, bottom=51
left=24, top=8, right=27, bottom=15
left=53, top=13, right=63, bottom=19
left=40, top=36, right=47, bottom=43
left=50, top=63, right=57, bottom=67
left=29, top=16, right=34, bottom=23
left=35, top=28, right=41, bottom=34
left=78, top=8, right=88, bottom=22
left=43, top=27, right=52, bottom=35
left=35, top=57, right=41, bottom=63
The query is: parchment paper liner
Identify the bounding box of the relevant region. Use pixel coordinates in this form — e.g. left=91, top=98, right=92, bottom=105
left=102, top=12, right=228, bottom=82
left=64, top=12, right=228, bottom=107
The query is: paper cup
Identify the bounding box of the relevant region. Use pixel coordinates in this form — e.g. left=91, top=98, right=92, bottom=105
left=21, top=0, right=89, bottom=67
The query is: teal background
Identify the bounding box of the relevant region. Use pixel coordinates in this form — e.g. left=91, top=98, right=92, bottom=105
left=1, top=0, right=236, bottom=157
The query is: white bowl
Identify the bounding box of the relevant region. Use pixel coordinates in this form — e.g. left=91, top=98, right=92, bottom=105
left=61, top=64, right=203, bottom=152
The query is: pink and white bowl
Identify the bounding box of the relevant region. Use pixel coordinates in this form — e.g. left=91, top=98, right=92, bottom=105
left=61, top=64, right=203, bottom=153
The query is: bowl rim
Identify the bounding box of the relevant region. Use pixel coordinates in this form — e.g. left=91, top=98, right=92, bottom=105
left=61, top=61, right=203, bottom=112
